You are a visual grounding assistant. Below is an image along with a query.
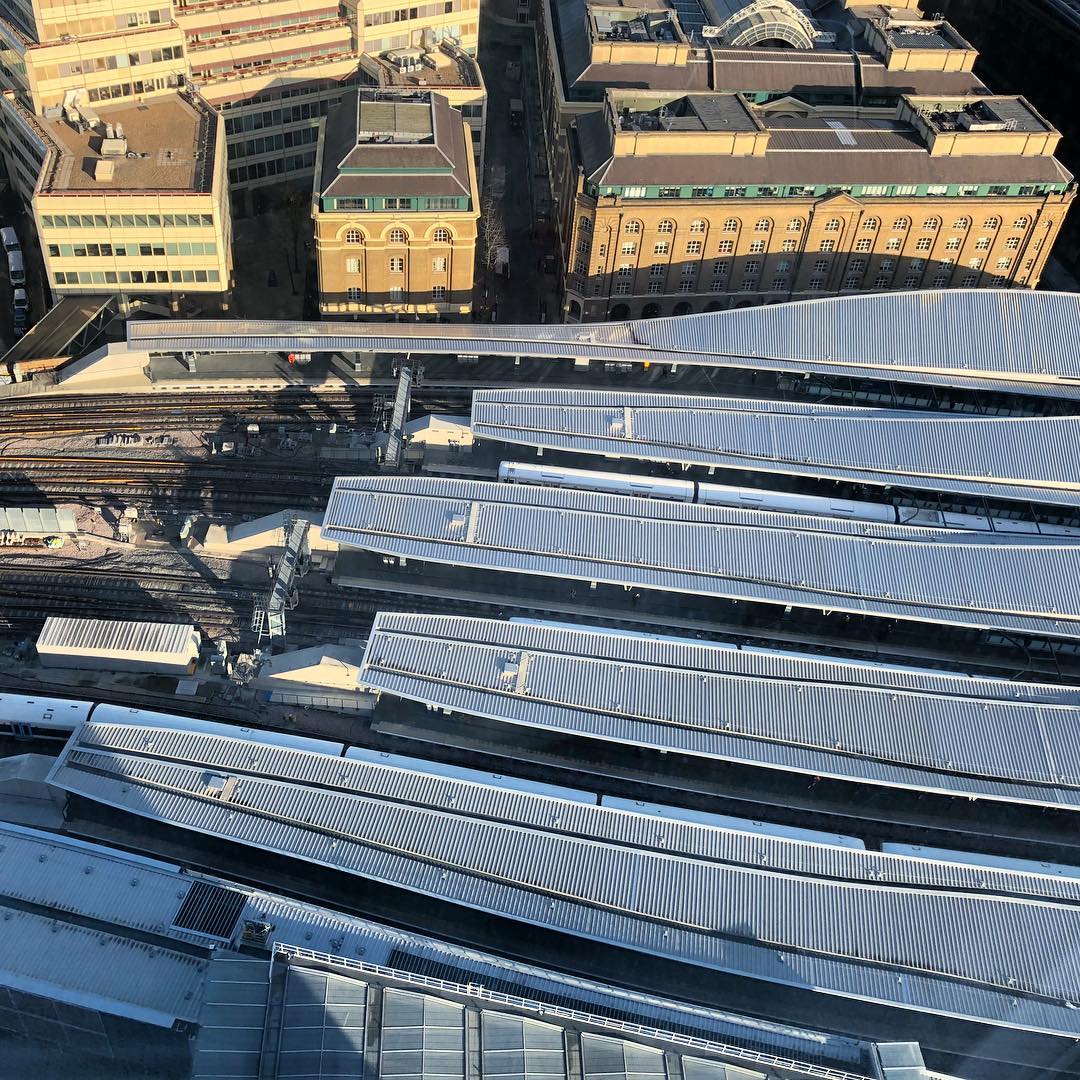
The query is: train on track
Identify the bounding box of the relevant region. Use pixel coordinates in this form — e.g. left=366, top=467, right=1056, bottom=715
left=497, top=460, right=1080, bottom=537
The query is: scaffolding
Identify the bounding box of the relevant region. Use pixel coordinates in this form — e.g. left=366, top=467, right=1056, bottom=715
left=251, top=512, right=310, bottom=641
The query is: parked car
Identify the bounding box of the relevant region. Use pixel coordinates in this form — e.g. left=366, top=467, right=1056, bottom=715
left=0, top=227, right=20, bottom=254
left=12, top=287, right=28, bottom=315
left=13, top=307, right=28, bottom=338
left=7, top=249, right=25, bottom=286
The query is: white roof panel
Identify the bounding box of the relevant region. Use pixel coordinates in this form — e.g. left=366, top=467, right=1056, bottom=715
left=36, top=617, right=198, bottom=660
left=470, top=388, right=1080, bottom=507
left=125, top=291, right=1080, bottom=397
left=357, top=613, right=1080, bottom=809
left=321, top=476, right=1080, bottom=640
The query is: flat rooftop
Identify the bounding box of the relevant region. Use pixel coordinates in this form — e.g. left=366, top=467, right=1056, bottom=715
left=37, top=92, right=217, bottom=194
left=617, top=93, right=758, bottom=132
left=918, top=95, right=1054, bottom=134
left=588, top=0, right=687, bottom=43
left=364, top=48, right=483, bottom=89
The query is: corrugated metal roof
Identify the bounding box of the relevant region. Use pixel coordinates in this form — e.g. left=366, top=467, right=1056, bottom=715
left=35, top=616, right=198, bottom=659
left=0, top=906, right=208, bottom=1027
left=124, top=291, right=1080, bottom=398
left=0, top=507, right=77, bottom=534
left=470, top=389, right=1080, bottom=507
left=356, top=613, right=1080, bottom=809
left=0, top=819, right=860, bottom=1069
left=321, top=476, right=1080, bottom=640
left=45, top=717, right=1080, bottom=1040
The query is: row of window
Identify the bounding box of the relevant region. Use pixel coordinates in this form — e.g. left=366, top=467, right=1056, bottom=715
left=224, top=98, right=332, bottom=135
left=340, top=227, right=454, bottom=244
left=187, top=9, right=342, bottom=48
left=59, top=45, right=184, bottom=80
left=47, top=241, right=217, bottom=258
left=590, top=215, right=1032, bottom=236
left=364, top=1, right=457, bottom=25
left=603, top=271, right=1002, bottom=296
left=596, top=182, right=1062, bottom=201
left=226, top=125, right=319, bottom=161
left=342, top=286, right=448, bottom=301
left=54, top=268, right=221, bottom=285
left=344, top=257, right=448, bottom=272
left=191, top=42, right=348, bottom=80
left=86, top=73, right=181, bottom=102
left=41, top=213, right=214, bottom=230
left=597, top=233, right=1024, bottom=258
left=323, top=196, right=465, bottom=213
left=228, top=149, right=316, bottom=184
left=582, top=254, right=1020, bottom=283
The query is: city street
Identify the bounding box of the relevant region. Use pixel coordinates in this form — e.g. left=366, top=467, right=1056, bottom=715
left=475, top=7, right=562, bottom=322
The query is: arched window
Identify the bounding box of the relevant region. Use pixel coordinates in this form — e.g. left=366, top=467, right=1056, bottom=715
left=754, top=218, right=771, bottom=232
left=1013, top=216, right=1030, bottom=229
left=723, top=218, right=738, bottom=232
left=922, top=217, right=940, bottom=230
left=824, top=218, right=841, bottom=232
left=344, top=228, right=363, bottom=245
left=625, top=220, right=642, bottom=234
left=432, top=227, right=452, bottom=243
left=388, top=227, right=408, bottom=244
left=689, top=219, right=706, bottom=233
left=861, top=217, right=878, bottom=230
left=786, top=219, right=803, bottom=232
left=658, top=220, right=675, bottom=234
left=893, top=217, right=910, bottom=231
left=983, top=217, right=1000, bottom=230
left=953, top=217, right=970, bottom=230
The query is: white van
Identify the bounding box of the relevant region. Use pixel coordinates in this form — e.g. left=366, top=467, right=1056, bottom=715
left=0, top=227, right=20, bottom=254
left=7, top=250, right=25, bottom=286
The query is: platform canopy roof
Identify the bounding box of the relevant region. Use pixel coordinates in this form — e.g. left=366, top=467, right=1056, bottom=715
left=125, top=290, right=1080, bottom=397
left=44, top=713, right=1080, bottom=1040
left=470, top=388, right=1080, bottom=507
left=321, top=475, right=1080, bottom=640
left=357, top=613, right=1080, bottom=809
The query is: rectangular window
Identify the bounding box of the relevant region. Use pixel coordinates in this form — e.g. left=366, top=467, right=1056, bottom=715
left=819, top=239, right=836, bottom=252
left=433, top=257, right=447, bottom=272
left=744, top=260, right=760, bottom=274
left=389, top=257, right=404, bottom=272
left=691, top=187, right=713, bottom=197
left=617, top=264, right=633, bottom=277
left=345, top=257, right=361, bottom=273
left=338, top=198, right=368, bottom=210
left=712, top=261, right=728, bottom=276
left=782, top=239, right=797, bottom=252
left=915, top=238, right=932, bottom=251
left=945, top=238, right=961, bottom=251
left=880, top=258, right=895, bottom=271
left=384, top=198, right=413, bottom=210
left=649, top=264, right=664, bottom=278
left=621, top=242, right=636, bottom=255
left=390, top=286, right=403, bottom=301
left=686, top=240, right=702, bottom=255
left=654, top=242, right=669, bottom=255
left=748, top=240, right=765, bottom=254
left=874, top=276, right=890, bottom=288
left=433, top=285, right=447, bottom=300
left=622, top=186, right=646, bottom=198
left=813, top=259, right=828, bottom=272
left=614, top=282, right=630, bottom=294
left=1005, top=237, right=1021, bottom=249
left=740, top=279, right=755, bottom=292
left=658, top=187, right=680, bottom=198
left=771, top=277, right=787, bottom=291
left=718, top=240, right=734, bottom=254
left=678, top=281, right=693, bottom=292
left=996, top=257, right=1011, bottom=269
left=647, top=281, right=662, bottom=293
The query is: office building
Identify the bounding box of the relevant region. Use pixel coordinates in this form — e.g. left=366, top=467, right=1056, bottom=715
left=0, top=87, right=233, bottom=307
left=559, top=89, right=1072, bottom=319
left=312, top=88, right=480, bottom=318
left=537, top=0, right=1074, bottom=318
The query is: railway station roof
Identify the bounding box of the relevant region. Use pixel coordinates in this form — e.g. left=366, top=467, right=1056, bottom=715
left=470, top=389, right=1080, bottom=507
left=321, top=475, right=1080, bottom=641
left=124, top=290, right=1080, bottom=398
left=44, top=714, right=1080, bottom=1040
left=0, top=821, right=871, bottom=1079
left=358, top=613, right=1080, bottom=809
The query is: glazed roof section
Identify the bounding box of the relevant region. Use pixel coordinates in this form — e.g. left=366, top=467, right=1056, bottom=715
left=122, top=290, right=1080, bottom=399
left=469, top=389, right=1080, bottom=507
left=318, top=88, right=472, bottom=201
left=44, top=714, right=1080, bottom=1039
left=321, top=475, right=1080, bottom=641
left=359, top=613, right=1080, bottom=809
